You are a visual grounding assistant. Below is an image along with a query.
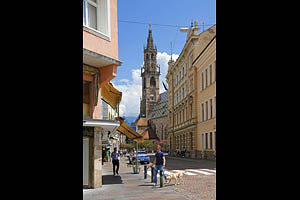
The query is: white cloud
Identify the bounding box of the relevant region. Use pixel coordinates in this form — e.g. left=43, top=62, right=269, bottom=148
left=113, top=69, right=142, bottom=117
left=119, top=79, right=130, bottom=84
left=112, top=52, right=178, bottom=117
left=157, top=52, right=179, bottom=93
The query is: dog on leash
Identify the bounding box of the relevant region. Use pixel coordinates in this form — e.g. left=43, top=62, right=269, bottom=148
left=165, top=172, right=184, bottom=185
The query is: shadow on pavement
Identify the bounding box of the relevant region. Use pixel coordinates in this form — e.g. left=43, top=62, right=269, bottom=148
left=138, top=184, right=155, bottom=187
left=102, top=175, right=123, bottom=185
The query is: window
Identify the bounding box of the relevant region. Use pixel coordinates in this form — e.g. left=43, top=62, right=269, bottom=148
left=202, top=134, right=204, bottom=150
left=215, top=132, right=216, bottom=150
left=190, top=78, right=193, bottom=91
left=201, top=72, right=204, bottom=90
left=179, top=71, right=182, bottom=81
left=143, top=77, right=146, bottom=89
left=190, top=103, right=193, bottom=119
left=205, top=69, right=208, bottom=88
left=150, top=77, right=156, bottom=87
left=210, top=99, right=213, bottom=119
left=210, top=132, right=213, bottom=149
left=179, top=91, right=181, bottom=101
left=210, top=65, right=212, bottom=85
left=205, top=101, right=208, bottom=120
left=202, top=103, right=204, bottom=122
left=83, top=81, right=91, bottom=118
left=179, top=111, right=181, bottom=123
left=83, top=0, right=109, bottom=36
left=205, top=133, right=208, bottom=149
left=214, top=96, right=216, bottom=118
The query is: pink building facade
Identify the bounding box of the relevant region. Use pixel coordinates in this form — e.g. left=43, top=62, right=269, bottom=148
left=83, top=0, right=122, bottom=188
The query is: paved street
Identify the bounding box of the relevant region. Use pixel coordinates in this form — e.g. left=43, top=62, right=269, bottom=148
left=83, top=156, right=216, bottom=200
left=150, top=156, right=216, bottom=200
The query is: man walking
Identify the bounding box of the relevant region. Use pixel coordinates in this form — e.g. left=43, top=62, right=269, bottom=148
left=153, top=145, right=167, bottom=186
left=111, top=147, right=120, bottom=176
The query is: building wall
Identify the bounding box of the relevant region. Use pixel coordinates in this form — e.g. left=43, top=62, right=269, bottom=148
left=83, top=0, right=120, bottom=188
left=83, top=0, right=119, bottom=60
left=149, top=116, right=168, bottom=142
left=194, top=25, right=216, bottom=160
left=166, top=25, right=200, bottom=158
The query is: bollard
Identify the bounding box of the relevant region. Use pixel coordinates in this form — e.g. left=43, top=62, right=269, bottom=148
left=144, top=165, right=147, bottom=179
left=160, top=170, right=164, bottom=187
left=151, top=167, right=154, bottom=183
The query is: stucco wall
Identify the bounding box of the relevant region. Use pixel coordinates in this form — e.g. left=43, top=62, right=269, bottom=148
left=83, top=0, right=119, bottom=60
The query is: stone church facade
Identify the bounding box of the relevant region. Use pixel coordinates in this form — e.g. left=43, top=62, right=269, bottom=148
left=140, top=25, right=160, bottom=118
left=134, top=26, right=169, bottom=146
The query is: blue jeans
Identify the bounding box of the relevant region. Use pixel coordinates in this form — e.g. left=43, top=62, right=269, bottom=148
left=153, top=165, right=167, bottom=184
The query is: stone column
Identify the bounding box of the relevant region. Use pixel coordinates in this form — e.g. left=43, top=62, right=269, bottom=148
left=92, top=127, right=102, bottom=188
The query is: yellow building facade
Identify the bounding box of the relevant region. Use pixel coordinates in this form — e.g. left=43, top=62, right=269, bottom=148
left=167, top=23, right=216, bottom=160
left=166, top=23, right=201, bottom=158
left=193, top=25, right=216, bottom=160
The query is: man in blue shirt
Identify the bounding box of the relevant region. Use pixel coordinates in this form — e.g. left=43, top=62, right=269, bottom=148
left=111, top=147, right=120, bottom=176
left=153, top=145, right=167, bottom=186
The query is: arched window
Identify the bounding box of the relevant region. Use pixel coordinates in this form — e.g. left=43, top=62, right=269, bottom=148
left=150, top=76, right=156, bottom=87
left=143, top=77, right=146, bottom=89
left=151, top=53, right=154, bottom=60
left=146, top=54, right=149, bottom=61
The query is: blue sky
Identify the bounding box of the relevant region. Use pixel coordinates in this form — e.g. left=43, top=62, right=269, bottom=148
left=112, top=0, right=216, bottom=117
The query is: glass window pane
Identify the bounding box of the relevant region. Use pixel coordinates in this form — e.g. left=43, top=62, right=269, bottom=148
left=88, top=4, right=97, bottom=30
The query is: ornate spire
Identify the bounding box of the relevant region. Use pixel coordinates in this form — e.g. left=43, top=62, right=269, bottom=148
left=146, top=24, right=154, bottom=49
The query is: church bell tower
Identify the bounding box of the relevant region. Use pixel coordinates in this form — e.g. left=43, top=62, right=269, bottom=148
left=140, top=25, right=160, bottom=118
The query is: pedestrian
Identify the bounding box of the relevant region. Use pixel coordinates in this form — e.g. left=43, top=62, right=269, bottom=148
left=152, top=145, right=167, bottom=186
left=111, top=147, right=120, bottom=176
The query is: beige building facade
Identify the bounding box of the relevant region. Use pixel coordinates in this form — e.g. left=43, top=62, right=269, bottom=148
left=166, top=23, right=201, bottom=158
left=194, top=25, right=216, bottom=160
left=167, top=23, right=216, bottom=160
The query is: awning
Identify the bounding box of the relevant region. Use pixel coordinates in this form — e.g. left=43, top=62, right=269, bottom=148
left=115, top=117, right=144, bottom=143
left=83, top=119, right=120, bottom=135
left=101, top=82, right=122, bottom=109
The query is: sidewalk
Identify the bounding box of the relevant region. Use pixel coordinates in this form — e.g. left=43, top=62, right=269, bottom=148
left=83, top=157, right=191, bottom=200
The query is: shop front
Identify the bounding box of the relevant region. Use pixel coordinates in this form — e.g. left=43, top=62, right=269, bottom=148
left=83, top=119, right=120, bottom=189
